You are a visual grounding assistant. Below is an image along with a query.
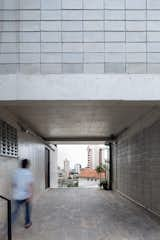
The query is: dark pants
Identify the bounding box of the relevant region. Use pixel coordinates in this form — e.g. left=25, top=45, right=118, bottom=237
left=12, top=199, right=31, bottom=225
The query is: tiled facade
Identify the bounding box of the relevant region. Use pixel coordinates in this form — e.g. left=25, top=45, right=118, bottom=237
left=0, top=106, right=58, bottom=238
left=113, top=120, right=160, bottom=215
left=0, top=107, right=57, bottom=199
left=1, top=0, right=160, bottom=74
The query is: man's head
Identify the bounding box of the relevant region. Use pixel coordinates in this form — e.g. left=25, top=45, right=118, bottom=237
left=21, top=159, right=30, bottom=169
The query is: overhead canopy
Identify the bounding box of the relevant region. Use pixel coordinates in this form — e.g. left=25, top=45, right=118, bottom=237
left=2, top=100, right=160, bottom=143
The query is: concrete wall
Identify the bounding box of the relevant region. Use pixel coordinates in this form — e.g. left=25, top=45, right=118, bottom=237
left=114, top=117, right=160, bottom=216
left=18, top=131, right=46, bottom=199
left=1, top=0, right=160, bottom=74
left=0, top=107, right=58, bottom=237
left=50, top=148, right=58, bottom=188
left=0, top=107, right=57, bottom=200
left=1, top=74, right=160, bottom=101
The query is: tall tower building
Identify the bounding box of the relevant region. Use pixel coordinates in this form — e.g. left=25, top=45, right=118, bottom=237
left=92, top=146, right=104, bottom=168
left=87, top=146, right=93, bottom=168
left=99, top=148, right=103, bottom=165
left=64, top=158, right=70, bottom=177
left=92, top=145, right=100, bottom=168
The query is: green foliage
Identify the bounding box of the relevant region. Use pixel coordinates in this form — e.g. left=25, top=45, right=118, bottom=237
left=67, top=183, right=73, bottom=187
left=74, top=182, right=79, bottom=187
left=67, top=181, right=79, bottom=188
left=96, top=164, right=105, bottom=173
left=100, top=179, right=108, bottom=190
left=102, top=164, right=107, bottom=170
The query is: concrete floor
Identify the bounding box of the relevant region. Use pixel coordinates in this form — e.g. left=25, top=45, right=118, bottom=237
left=13, top=189, right=160, bottom=240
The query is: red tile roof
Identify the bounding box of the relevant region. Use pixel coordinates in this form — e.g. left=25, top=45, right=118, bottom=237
left=79, top=168, right=106, bottom=179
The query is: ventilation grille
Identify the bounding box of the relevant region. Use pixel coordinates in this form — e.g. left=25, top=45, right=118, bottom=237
left=0, top=120, right=18, bottom=158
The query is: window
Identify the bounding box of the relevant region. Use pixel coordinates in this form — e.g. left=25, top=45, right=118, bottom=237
left=0, top=120, right=18, bottom=157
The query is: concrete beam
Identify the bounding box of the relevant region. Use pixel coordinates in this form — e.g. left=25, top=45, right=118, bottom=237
left=0, top=74, right=160, bottom=101
left=46, top=136, right=114, bottom=145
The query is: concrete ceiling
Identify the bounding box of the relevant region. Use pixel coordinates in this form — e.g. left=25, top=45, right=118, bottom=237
left=3, top=101, right=160, bottom=142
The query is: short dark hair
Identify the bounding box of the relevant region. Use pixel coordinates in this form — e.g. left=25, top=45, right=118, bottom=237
left=21, top=159, right=30, bottom=168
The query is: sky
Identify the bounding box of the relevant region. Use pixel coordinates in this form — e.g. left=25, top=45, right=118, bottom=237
left=57, top=144, right=106, bottom=169
left=57, top=145, right=88, bottom=169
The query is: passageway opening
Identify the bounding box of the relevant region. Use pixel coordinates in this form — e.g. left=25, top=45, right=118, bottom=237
left=56, top=143, right=113, bottom=190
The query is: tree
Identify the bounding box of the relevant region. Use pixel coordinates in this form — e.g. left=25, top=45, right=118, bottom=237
left=96, top=164, right=105, bottom=182
left=102, top=164, right=107, bottom=180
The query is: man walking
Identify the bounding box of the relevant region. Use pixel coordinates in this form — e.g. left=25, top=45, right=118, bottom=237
left=12, top=159, right=33, bottom=228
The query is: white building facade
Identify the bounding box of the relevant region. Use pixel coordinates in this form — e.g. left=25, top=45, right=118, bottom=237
left=0, top=0, right=160, bottom=75
left=0, top=0, right=160, bottom=223
left=64, top=158, right=70, bottom=177
left=74, top=163, right=81, bottom=174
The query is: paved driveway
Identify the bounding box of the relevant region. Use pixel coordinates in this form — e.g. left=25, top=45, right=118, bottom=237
left=13, top=188, right=160, bottom=240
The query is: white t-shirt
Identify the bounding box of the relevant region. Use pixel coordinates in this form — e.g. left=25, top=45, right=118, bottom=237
left=12, top=168, right=33, bottom=200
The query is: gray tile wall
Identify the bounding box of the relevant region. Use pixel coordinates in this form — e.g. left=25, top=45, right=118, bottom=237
left=114, top=120, right=160, bottom=215
left=0, top=107, right=57, bottom=234
left=0, top=109, right=43, bottom=237
left=0, top=0, right=160, bottom=74
left=0, top=107, right=50, bottom=200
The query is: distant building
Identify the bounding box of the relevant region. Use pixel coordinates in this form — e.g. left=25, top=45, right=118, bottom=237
left=74, top=163, right=81, bottom=174
left=87, top=146, right=93, bottom=168
left=64, top=158, right=70, bottom=178
left=99, top=148, right=103, bottom=165
left=87, top=145, right=109, bottom=169
left=93, top=145, right=101, bottom=168
left=58, top=167, right=65, bottom=178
